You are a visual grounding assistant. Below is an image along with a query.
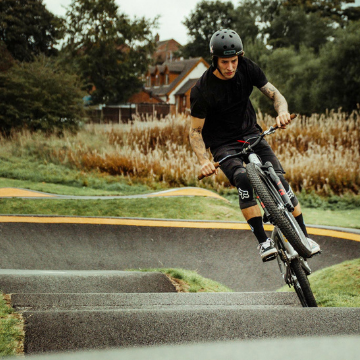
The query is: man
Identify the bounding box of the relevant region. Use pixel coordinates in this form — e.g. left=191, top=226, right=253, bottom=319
left=189, top=29, right=320, bottom=261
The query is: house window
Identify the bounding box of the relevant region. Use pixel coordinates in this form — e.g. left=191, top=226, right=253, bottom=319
left=155, top=75, right=159, bottom=86
left=183, top=96, right=186, bottom=107
left=146, top=76, right=151, bottom=87
left=165, top=74, right=169, bottom=85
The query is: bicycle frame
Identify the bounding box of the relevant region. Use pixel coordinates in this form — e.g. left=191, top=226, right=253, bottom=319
left=198, top=114, right=318, bottom=306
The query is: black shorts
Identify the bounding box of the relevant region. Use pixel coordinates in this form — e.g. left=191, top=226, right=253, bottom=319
left=211, top=136, right=285, bottom=187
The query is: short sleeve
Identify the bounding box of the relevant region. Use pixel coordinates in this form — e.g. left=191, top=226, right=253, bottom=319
left=248, top=59, right=268, bottom=89
left=190, top=86, right=208, bottom=119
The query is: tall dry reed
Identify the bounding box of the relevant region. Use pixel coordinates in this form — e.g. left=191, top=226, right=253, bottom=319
left=3, top=109, right=359, bottom=195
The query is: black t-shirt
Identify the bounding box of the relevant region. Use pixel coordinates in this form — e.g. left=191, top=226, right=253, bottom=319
left=190, top=57, right=268, bottom=151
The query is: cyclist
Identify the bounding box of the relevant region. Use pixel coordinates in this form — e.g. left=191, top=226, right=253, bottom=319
left=189, top=29, right=320, bottom=262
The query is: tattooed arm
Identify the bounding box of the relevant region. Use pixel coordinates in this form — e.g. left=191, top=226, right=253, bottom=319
left=189, top=116, right=217, bottom=177
left=260, top=82, right=291, bottom=128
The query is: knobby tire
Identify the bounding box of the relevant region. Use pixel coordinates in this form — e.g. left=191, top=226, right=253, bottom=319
left=246, top=163, right=312, bottom=258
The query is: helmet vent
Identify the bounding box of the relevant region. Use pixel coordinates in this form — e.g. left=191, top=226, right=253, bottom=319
left=230, top=35, right=233, bottom=38
left=223, top=45, right=227, bottom=49
left=221, top=36, right=224, bottom=39
left=231, top=44, right=235, bottom=48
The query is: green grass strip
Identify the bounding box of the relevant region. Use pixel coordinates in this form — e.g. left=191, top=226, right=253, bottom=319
left=278, top=258, right=360, bottom=307
left=128, top=268, right=233, bottom=293
left=0, top=293, right=24, bottom=356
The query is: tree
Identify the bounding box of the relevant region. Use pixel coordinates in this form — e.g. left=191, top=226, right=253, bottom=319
left=62, top=0, right=157, bottom=105
left=0, top=0, right=64, bottom=62
left=314, top=21, right=360, bottom=112
left=283, top=0, right=360, bottom=24
left=0, top=56, right=85, bottom=136
left=253, top=45, right=320, bottom=115
left=231, top=0, right=264, bottom=43
left=180, top=0, right=235, bottom=61
left=265, top=6, right=334, bottom=53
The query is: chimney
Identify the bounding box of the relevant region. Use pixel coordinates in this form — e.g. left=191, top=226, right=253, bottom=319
left=155, top=33, right=160, bottom=43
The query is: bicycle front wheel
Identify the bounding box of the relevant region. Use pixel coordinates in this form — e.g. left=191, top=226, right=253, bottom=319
left=291, top=258, right=317, bottom=307
left=246, top=163, right=312, bottom=258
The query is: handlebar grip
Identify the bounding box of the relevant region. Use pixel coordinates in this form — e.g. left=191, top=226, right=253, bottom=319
left=272, top=113, right=297, bottom=128
left=198, top=162, right=220, bottom=180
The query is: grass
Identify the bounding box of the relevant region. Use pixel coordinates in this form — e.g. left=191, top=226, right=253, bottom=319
left=278, top=258, right=360, bottom=307
left=0, top=294, right=24, bottom=357
left=128, top=268, right=233, bottom=293
left=0, top=197, right=243, bottom=221
left=1, top=196, right=360, bottom=228
left=0, top=176, right=153, bottom=197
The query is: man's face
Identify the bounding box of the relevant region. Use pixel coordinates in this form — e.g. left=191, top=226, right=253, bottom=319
left=217, top=56, right=238, bottom=79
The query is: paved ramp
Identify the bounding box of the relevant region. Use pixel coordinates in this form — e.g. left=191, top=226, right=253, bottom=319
left=0, top=215, right=360, bottom=354
left=0, top=217, right=359, bottom=291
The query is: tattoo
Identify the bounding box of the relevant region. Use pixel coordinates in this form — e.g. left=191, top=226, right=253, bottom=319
left=191, top=127, right=202, bottom=135
left=260, top=82, right=288, bottom=114
left=189, top=127, right=209, bottom=162
left=260, top=83, right=276, bottom=100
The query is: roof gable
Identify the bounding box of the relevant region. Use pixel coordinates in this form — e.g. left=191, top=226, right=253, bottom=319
left=149, top=57, right=209, bottom=97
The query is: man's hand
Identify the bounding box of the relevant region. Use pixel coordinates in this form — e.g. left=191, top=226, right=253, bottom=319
left=276, top=112, right=291, bottom=129
left=201, top=160, right=218, bottom=177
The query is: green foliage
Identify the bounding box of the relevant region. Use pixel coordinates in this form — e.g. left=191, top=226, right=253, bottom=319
left=297, top=191, right=360, bottom=210
left=0, top=56, right=85, bottom=136
left=265, top=7, right=334, bottom=53
left=181, top=0, right=360, bottom=115
left=179, top=0, right=235, bottom=62
left=256, top=45, right=321, bottom=115
left=61, top=0, right=157, bottom=105
left=283, top=0, right=360, bottom=24
left=0, top=0, right=64, bottom=62
left=314, top=21, right=360, bottom=112
left=231, top=0, right=262, bottom=42
left=278, top=258, right=360, bottom=307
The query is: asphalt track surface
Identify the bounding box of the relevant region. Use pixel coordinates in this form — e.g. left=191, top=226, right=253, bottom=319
left=1, top=216, right=359, bottom=291
left=0, top=191, right=360, bottom=356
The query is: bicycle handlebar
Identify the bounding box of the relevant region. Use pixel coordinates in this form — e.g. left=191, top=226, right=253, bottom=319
left=198, top=113, right=297, bottom=180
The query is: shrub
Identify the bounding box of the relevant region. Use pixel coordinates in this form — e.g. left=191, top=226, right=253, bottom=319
left=0, top=56, right=85, bottom=136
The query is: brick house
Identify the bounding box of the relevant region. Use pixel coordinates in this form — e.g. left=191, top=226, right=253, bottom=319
left=153, top=34, right=181, bottom=64
left=129, top=57, right=209, bottom=115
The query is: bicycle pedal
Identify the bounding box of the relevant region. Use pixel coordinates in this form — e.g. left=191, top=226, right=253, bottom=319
left=262, top=253, right=278, bottom=262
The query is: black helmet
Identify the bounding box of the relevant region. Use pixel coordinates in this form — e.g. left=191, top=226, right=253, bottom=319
left=209, top=29, right=244, bottom=58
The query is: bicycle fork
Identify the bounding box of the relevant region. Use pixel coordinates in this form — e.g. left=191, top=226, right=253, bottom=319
left=272, top=227, right=312, bottom=285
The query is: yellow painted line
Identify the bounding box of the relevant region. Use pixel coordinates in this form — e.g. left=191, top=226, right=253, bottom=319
left=307, top=227, right=360, bottom=242
left=0, top=188, right=53, bottom=197
left=0, top=216, right=250, bottom=229
left=0, top=216, right=359, bottom=242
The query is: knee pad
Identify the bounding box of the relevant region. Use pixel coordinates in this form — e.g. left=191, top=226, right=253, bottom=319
left=233, top=168, right=257, bottom=210
left=278, top=174, right=299, bottom=207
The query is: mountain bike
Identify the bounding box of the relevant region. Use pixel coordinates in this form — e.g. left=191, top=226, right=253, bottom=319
left=199, top=114, right=318, bottom=307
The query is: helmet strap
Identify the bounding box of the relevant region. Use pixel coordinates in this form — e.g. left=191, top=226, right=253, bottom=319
left=212, top=56, right=225, bottom=77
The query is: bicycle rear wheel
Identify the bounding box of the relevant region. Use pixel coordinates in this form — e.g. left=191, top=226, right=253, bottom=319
left=290, top=258, right=317, bottom=307
left=246, top=163, right=312, bottom=258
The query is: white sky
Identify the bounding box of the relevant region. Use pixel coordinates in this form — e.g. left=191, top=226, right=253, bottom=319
left=43, top=0, right=360, bottom=46
left=42, top=0, right=240, bottom=45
